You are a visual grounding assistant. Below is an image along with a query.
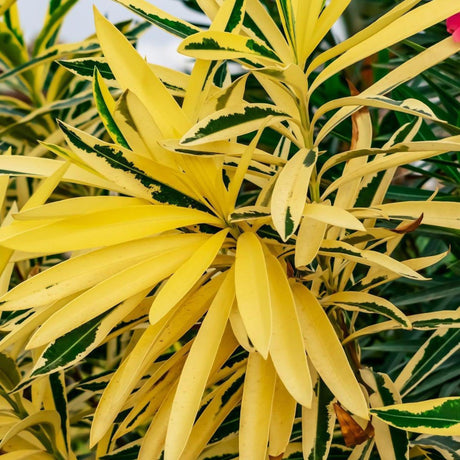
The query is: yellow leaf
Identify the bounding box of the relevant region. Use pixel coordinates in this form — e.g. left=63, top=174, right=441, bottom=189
left=240, top=352, right=276, bottom=459
left=165, top=268, right=234, bottom=460
left=28, top=242, right=203, bottom=347
left=94, top=7, right=190, bottom=137
left=149, top=229, right=228, bottom=325
left=268, top=378, right=297, bottom=457
left=303, top=202, right=365, bottom=231
left=235, top=232, right=272, bottom=358
left=291, top=281, right=368, bottom=419
left=295, top=216, right=327, bottom=268
left=266, top=253, right=312, bottom=407
left=271, top=148, right=318, bottom=241
left=0, top=205, right=222, bottom=253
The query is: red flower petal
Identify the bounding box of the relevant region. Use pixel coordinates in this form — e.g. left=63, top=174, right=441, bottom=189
left=446, top=12, right=460, bottom=34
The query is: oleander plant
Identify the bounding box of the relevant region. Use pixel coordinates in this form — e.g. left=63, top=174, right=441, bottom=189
left=0, top=0, right=459, bottom=458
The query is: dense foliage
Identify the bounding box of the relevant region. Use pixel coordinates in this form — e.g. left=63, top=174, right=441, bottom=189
left=0, top=0, right=459, bottom=459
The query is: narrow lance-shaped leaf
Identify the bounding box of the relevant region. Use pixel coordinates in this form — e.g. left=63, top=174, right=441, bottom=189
left=93, top=69, right=129, bottom=148
left=240, top=352, right=276, bottom=459
left=180, top=103, right=291, bottom=146
left=395, top=328, right=460, bottom=397
left=266, top=252, right=312, bottom=407
left=149, top=229, right=229, bottom=325
left=269, top=378, right=297, bottom=458
left=343, top=310, right=460, bottom=344
left=314, top=37, right=460, bottom=145
left=291, top=281, right=368, bottom=419
left=302, top=369, right=337, bottom=460
left=371, top=398, right=460, bottom=436
left=165, top=268, right=235, bottom=460
left=23, top=293, right=146, bottom=384
left=94, top=7, right=190, bottom=138
left=113, top=0, right=201, bottom=38
left=178, top=30, right=283, bottom=65
left=309, top=0, right=460, bottom=95
left=322, top=292, right=411, bottom=328
left=271, top=148, right=318, bottom=241
left=318, top=240, right=426, bottom=281
left=27, top=243, right=205, bottom=347
left=361, top=370, right=409, bottom=460
left=0, top=204, right=221, bottom=253
left=235, top=232, right=272, bottom=358
left=58, top=120, right=204, bottom=209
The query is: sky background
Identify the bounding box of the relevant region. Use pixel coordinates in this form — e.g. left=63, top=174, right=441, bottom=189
left=17, top=0, right=208, bottom=70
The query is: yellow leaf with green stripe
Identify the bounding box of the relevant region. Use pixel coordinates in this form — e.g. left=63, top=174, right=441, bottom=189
left=371, top=398, right=460, bottom=436
left=322, top=291, right=411, bottom=328
left=178, top=30, right=283, bottom=65
left=319, top=240, right=426, bottom=281
left=180, top=103, right=291, bottom=146
left=271, top=148, right=318, bottom=241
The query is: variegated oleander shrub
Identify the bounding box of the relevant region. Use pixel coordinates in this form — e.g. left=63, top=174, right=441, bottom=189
left=0, top=0, right=148, bottom=210
left=0, top=0, right=459, bottom=459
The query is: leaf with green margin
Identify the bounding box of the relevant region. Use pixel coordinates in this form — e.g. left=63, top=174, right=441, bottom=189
left=371, top=398, right=460, bottom=435
left=395, top=328, right=460, bottom=397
